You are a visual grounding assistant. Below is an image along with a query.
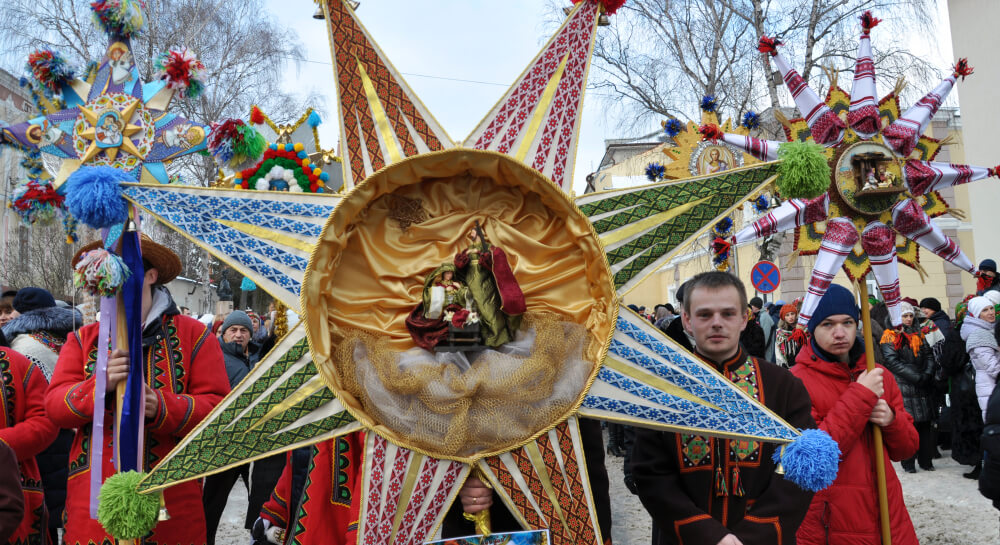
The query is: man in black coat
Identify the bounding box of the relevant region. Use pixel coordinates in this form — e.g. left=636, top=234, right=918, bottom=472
left=203, top=311, right=283, bottom=545
left=921, top=297, right=984, bottom=477
left=632, top=272, right=815, bottom=545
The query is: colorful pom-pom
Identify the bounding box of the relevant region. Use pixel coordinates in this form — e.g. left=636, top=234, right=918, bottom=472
left=97, top=471, right=160, bottom=540
left=776, top=141, right=831, bottom=200
left=860, top=11, right=881, bottom=33
left=73, top=248, right=131, bottom=297
left=63, top=166, right=131, bottom=229
left=953, top=58, right=974, bottom=81
left=154, top=47, right=205, bottom=99
left=90, top=0, right=146, bottom=38
left=757, top=35, right=782, bottom=56
left=250, top=105, right=266, bottom=125
left=293, top=142, right=304, bottom=152
left=26, top=50, right=75, bottom=96
left=772, top=429, right=840, bottom=492
left=741, top=111, right=760, bottom=130
left=307, top=110, right=321, bottom=128
left=698, top=123, right=724, bottom=142
left=663, top=118, right=684, bottom=138
left=645, top=162, right=666, bottom=182
left=700, top=95, right=717, bottom=113
left=10, top=180, right=65, bottom=225
left=207, top=119, right=266, bottom=171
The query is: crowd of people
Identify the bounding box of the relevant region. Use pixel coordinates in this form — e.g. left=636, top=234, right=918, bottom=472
left=611, top=260, right=1000, bottom=544
left=0, top=234, right=998, bottom=545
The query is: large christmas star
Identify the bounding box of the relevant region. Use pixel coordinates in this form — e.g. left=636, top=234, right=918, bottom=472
left=0, top=35, right=208, bottom=186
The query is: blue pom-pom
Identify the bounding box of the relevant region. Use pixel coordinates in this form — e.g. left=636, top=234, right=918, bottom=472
left=307, top=110, right=321, bottom=128
left=700, top=95, right=717, bottom=113
left=297, top=151, right=307, bottom=159
left=742, top=111, right=760, bottom=130
left=663, top=118, right=684, bottom=138
left=753, top=195, right=770, bottom=213
left=284, top=143, right=293, bottom=152
left=714, top=217, right=733, bottom=236
left=320, top=172, right=329, bottom=182
left=773, top=429, right=841, bottom=492
left=645, top=162, right=666, bottom=182
left=63, top=166, right=131, bottom=229
left=269, top=143, right=277, bottom=150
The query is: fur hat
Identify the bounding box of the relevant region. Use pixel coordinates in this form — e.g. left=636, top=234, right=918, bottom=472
left=807, top=284, right=859, bottom=334
left=73, top=234, right=182, bottom=284
left=12, top=287, right=56, bottom=313
left=968, top=296, right=993, bottom=321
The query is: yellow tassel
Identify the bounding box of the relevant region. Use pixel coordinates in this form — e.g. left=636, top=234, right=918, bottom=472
left=893, top=76, right=907, bottom=97
left=915, top=262, right=929, bottom=283
left=784, top=249, right=801, bottom=269
left=946, top=207, right=968, bottom=221
left=774, top=110, right=792, bottom=130
left=273, top=300, right=289, bottom=339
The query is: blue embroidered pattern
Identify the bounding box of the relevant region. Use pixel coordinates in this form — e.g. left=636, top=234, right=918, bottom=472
left=584, top=313, right=797, bottom=441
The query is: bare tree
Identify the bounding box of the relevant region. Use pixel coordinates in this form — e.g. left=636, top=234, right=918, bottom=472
left=0, top=0, right=324, bottom=185
left=0, top=0, right=320, bottom=299
left=567, top=0, right=940, bottom=131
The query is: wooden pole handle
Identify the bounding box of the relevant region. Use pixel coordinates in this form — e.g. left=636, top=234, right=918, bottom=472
left=858, top=280, right=892, bottom=545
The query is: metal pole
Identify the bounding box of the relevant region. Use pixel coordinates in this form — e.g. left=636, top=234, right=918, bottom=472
left=857, top=279, right=892, bottom=545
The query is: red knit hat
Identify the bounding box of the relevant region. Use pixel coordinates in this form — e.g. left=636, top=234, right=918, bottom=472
left=780, top=303, right=798, bottom=319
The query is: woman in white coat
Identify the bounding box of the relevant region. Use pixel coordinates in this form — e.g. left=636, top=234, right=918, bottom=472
left=960, top=296, right=1000, bottom=419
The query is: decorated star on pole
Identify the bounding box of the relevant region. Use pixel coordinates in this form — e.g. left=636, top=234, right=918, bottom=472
left=0, top=2, right=209, bottom=187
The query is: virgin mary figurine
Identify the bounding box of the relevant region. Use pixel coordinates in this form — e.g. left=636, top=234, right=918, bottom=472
left=454, top=223, right=525, bottom=347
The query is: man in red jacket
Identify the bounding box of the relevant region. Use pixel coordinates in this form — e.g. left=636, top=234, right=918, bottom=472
left=45, top=236, right=230, bottom=545
left=631, top=271, right=815, bottom=545
left=790, top=283, right=919, bottom=544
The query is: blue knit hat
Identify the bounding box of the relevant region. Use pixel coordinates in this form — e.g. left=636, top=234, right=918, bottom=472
left=807, top=284, right=859, bottom=334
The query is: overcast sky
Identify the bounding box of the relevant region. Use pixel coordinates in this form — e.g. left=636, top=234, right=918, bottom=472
left=263, top=0, right=628, bottom=194
left=262, top=0, right=956, bottom=194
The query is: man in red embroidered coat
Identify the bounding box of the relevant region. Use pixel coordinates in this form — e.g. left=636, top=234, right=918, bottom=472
left=631, top=272, right=815, bottom=545
left=251, top=433, right=365, bottom=545
left=0, top=346, right=58, bottom=545
left=45, top=236, right=230, bottom=545
left=790, top=284, right=919, bottom=545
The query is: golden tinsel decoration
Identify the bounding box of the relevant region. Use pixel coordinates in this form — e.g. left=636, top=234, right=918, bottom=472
left=273, top=300, right=288, bottom=339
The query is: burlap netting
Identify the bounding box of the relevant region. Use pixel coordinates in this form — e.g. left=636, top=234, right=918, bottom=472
left=303, top=149, right=618, bottom=461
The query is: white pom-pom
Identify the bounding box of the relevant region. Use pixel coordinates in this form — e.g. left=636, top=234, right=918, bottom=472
left=255, top=179, right=270, bottom=191
left=289, top=184, right=303, bottom=193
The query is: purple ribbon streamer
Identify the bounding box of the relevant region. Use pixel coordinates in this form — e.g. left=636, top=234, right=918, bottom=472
left=89, top=294, right=116, bottom=518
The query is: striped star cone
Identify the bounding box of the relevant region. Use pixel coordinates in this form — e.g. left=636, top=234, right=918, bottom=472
left=356, top=435, right=470, bottom=545
left=732, top=193, right=830, bottom=244
left=797, top=218, right=860, bottom=327
left=848, top=15, right=881, bottom=138
left=891, top=199, right=976, bottom=273
left=477, top=417, right=603, bottom=545
left=903, top=160, right=998, bottom=196
left=760, top=37, right=845, bottom=146
left=882, top=69, right=961, bottom=157
left=464, top=0, right=602, bottom=191
left=861, top=222, right=903, bottom=327
left=719, top=133, right=783, bottom=162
